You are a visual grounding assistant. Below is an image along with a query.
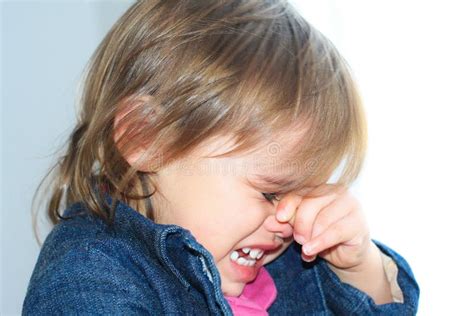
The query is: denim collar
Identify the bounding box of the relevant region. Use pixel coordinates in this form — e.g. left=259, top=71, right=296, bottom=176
left=62, top=194, right=233, bottom=315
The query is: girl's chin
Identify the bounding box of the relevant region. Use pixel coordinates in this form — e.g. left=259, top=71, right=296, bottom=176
left=221, top=281, right=245, bottom=297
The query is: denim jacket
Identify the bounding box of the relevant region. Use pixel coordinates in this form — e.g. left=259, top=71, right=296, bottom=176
left=23, top=197, right=420, bottom=315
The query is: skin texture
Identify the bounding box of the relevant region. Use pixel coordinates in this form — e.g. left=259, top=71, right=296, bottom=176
left=148, top=135, right=301, bottom=296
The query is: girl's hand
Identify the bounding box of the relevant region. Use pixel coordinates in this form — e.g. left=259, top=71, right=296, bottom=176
left=275, top=183, right=395, bottom=304
left=276, top=183, right=371, bottom=270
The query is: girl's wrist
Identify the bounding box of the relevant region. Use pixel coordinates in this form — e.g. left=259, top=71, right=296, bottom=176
left=327, top=241, right=394, bottom=304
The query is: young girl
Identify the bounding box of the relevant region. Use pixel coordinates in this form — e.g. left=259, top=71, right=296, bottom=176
left=23, top=1, right=420, bottom=315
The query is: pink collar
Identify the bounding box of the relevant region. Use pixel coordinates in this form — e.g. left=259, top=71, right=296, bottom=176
left=224, top=267, right=277, bottom=315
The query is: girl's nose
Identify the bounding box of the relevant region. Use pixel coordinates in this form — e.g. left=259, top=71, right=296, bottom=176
left=263, top=214, right=293, bottom=239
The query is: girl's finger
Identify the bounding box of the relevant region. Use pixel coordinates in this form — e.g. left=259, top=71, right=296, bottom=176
left=302, top=213, right=360, bottom=256
left=276, top=183, right=341, bottom=222
left=275, top=193, right=303, bottom=222
left=291, top=193, right=338, bottom=244
left=310, top=193, right=359, bottom=239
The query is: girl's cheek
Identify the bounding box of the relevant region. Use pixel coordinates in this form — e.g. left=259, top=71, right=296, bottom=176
left=263, top=240, right=293, bottom=264
left=239, top=207, right=268, bottom=229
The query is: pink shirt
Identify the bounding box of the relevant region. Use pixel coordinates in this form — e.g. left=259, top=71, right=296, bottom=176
left=224, top=267, right=277, bottom=315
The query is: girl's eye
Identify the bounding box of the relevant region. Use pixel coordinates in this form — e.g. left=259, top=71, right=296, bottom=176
left=262, top=192, right=281, bottom=203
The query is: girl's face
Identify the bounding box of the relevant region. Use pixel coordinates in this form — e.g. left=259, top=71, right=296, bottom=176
left=151, top=135, right=304, bottom=296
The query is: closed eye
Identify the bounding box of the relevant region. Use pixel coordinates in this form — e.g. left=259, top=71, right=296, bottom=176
left=261, top=192, right=281, bottom=203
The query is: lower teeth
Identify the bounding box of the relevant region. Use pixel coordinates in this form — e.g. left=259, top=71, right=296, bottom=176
left=230, top=250, right=257, bottom=266
left=237, top=256, right=256, bottom=266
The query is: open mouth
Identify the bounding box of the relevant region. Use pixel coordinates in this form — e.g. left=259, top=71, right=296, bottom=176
left=228, top=243, right=282, bottom=281
left=230, top=247, right=265, bottom=267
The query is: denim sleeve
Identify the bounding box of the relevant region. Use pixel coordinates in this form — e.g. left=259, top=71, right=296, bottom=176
left=22, top=241, right=154, bottom=315
left=317, top=238, right=420, bottom=316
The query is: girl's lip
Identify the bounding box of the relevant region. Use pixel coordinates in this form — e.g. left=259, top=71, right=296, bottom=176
left=229, top=255, right=265, bottom=282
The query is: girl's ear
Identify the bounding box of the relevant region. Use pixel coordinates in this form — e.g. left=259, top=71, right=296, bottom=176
left=113, top=95, right=155, bottom=172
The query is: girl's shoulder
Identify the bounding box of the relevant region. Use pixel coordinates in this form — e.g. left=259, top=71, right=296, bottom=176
left=23, top=201, right=170, bottom=314
left=36, top=202, right=138, bottom=263
left=33, top=200, right=170, bottom=273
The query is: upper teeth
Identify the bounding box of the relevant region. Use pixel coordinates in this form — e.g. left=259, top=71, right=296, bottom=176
left=241, top=247, right=264, bottom=259
left=230, top=248, right=265, bottom=266
left=249, top=248, right=264, bottom=259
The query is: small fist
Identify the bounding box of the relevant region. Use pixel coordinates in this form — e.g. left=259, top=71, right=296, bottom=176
left=275, top=183, right=371, bottom=270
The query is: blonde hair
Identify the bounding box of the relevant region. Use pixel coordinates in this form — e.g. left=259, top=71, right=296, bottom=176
left=32, top=0, right=367, bottom=244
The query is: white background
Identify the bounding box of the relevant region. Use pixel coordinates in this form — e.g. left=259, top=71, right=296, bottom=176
left=2, top=1, right=473, bottom=315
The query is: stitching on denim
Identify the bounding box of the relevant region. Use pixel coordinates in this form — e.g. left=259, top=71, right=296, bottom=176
left=198, top=256, right=213, bottom=283
left=158, top=227, right=191, bottom=290
left=311, top=260, right=330, bottom=312
left=184, top=239, right=233, bottom=315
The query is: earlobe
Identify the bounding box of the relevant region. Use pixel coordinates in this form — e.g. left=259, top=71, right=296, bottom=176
left=113, top=95, right=155, bottom=171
